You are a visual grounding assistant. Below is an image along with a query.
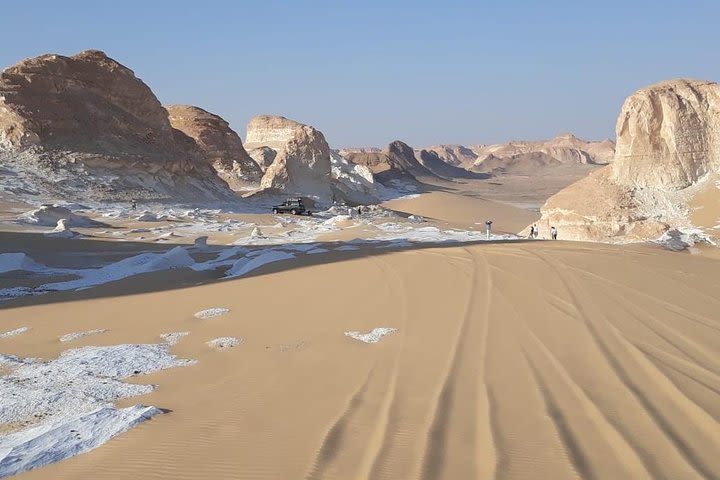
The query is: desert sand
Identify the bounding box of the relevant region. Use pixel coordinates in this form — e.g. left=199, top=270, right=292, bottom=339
left=1, top=189, right=719, bottom=479
left=1, top=48, right=719, bottom=479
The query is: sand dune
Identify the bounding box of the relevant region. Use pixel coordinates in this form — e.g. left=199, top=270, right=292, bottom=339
left=2, top=239, right=719, bottom=479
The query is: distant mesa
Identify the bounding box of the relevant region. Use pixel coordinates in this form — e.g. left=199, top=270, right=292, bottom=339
left=470, top=133, right=615, bottom=175
left=536, top=79, right=720, bottom=242
left=166, top=105, right=263, bottom=190
left=0, top=50, right=233, bottom=201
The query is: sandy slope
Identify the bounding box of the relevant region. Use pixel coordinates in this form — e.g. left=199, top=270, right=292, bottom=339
left=384, top=191, right=536, bottom=233
left=689, top=175, right=720, bottom=242
left=2, top=239, right=719, bottom=480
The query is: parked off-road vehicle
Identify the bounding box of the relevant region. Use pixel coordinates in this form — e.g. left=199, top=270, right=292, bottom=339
left=272, top=198, right=308, bottom=215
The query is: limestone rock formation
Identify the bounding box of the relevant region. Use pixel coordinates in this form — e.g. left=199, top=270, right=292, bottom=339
left=536, top=79, right=720, bottom=242
left=612, top=79, right=720, bottom=190
left=259, top=120, right=333, bottom=197
left=166, top=105, right=262, bottom=189
left=45, top=219, right=82, bottom=238
left=535, top=169, right=668, bottom=241
left=247, top=115, right=381, bottom=204
left=0, top=50, right=232, bottom=201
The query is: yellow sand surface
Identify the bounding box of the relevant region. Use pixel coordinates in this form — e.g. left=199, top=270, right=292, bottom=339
left=3, top=239, right=720, bottom=480
left=384, top=191, right=536, bottom=233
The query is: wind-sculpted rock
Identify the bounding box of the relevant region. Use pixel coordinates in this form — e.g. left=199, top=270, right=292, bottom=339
left=248, top=115, right=381, bottom=204
left=612, top=79, right=720, bottom=190
left=535, top=79, right=720, bottom=243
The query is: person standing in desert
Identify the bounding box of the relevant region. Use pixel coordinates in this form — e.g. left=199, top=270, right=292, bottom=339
left=551, top=226, right=558, bottom=240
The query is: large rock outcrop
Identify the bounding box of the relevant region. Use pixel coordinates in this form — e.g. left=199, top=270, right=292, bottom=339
left=166, top=105, right=263, bottom=190
left=612, top=79, right=720, bottom=190
left=259, top=120, right=333, bottom=196
left=0, top=50, right=232, bottom=201
left=536, top=79, right=720, bottom=242
left=248, top=115, right=380, bottom=204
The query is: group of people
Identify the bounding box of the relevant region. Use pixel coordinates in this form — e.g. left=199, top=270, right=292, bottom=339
left=484, top=221, right=558, bottom=240
left=529, top=224, right=558, bottom=240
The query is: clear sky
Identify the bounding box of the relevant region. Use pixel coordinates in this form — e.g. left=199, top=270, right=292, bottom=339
left=1, top=0, right=718, bottom=147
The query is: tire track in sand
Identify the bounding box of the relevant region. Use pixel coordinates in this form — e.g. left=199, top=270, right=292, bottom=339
left=418, top=247, right=496, bottom=480
left=528, top=248, right=720, bottom=480
left=301, top=255, right=408, bottom=480
left=353, top=255, right=409, bottom=480
left=304, top=366, right=377, bottom=480
left=520, top=329, right=652, bottom=479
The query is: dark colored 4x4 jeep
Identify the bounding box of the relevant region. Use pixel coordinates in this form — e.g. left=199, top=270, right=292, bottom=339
left=272, top=198, right=308, bottom=215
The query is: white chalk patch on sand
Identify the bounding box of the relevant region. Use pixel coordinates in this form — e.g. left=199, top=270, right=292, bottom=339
left=0, top=405, right=162, bottom=478
left=160, top=331, right=190, bottom=345
left=207, top=337, right=242, bottom=349
left=0, top=253, right=45, bottom=274
left=59, top=329, right=109, bottom=343
left=0, top=343, right=194, bottom=477
left=344, top=327, right=398, bottom=344
left=0, top=326, right=30, bottom=338
left=225, top=251, right=295, bottom=278
left=41, top=246, right=196, bottom=292
left=194, top=308, right=229, bottom=319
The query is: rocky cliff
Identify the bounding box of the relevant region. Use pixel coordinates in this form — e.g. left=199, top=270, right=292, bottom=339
left=536, top=79, right=720, bottom=242
left=166, top=105, right=262, bottom=190
left=0, top=50, right=232, bottom=201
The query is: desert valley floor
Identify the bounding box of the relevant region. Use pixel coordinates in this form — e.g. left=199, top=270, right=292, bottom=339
left=1, top=175, right=719, bottom=480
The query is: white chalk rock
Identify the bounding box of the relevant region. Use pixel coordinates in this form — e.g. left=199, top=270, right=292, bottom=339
left=344, top=327, right=398, bottom=344
left=206, top=337, right=242, bottom=349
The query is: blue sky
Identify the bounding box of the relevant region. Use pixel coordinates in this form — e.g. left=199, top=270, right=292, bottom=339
left=1, top=1, right=718, bottom=147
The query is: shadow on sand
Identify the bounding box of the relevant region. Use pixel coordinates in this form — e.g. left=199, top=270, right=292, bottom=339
left=0, top=231, right=531, bottom=310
